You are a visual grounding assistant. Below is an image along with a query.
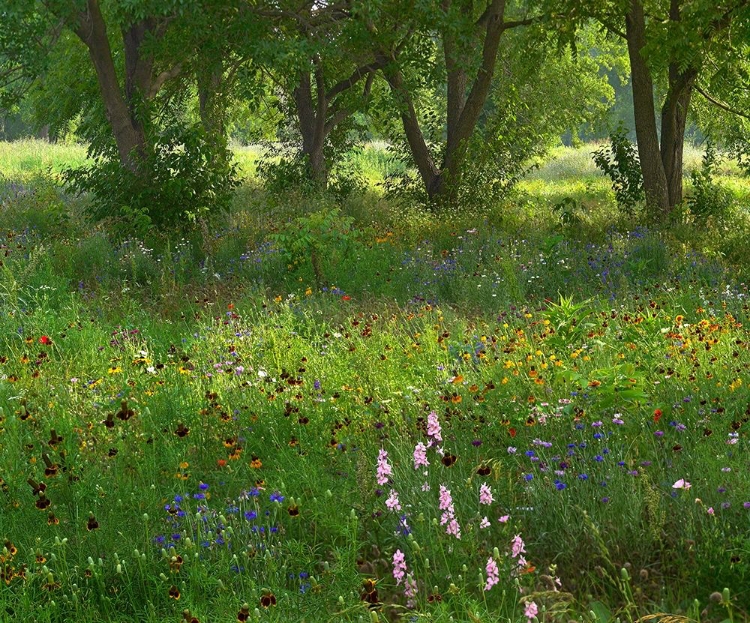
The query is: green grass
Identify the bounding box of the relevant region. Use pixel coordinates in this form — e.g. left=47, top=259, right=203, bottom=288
left=0, top=139, right=749, bottom=622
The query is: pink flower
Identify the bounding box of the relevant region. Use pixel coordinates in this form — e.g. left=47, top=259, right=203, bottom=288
left=707, top=506, right=715, bottom=515
left=392, top=549, right=407, bottom=585
left=376, top=449, right=392, bottom=485
left=672, top=478, right=691, bottom=490
left=438, top=485, right=453, bottom=511
left=404, top=574, right=418, bottom=608
left=524, top=601, right=539, bottom=621
left=438, top=485, right=460, bottom=537
left=413, top=442, right=429, bottom=469
left=386, top=489, right=402, bottom=511
left=511, top=534, right=526, bottom=558
left=445, top=517, right=461, bottom=539
left=479, top=482, right=494, bottom=505
left=484, top=557, right=499, bottom=591
left=498, top=514, right=510, bottom=523
left=427, top=411, right=442, bottom=445
left=480, top=516, right=491, bottom=529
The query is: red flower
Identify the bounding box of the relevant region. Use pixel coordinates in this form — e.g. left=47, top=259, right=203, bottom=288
left=509, top=427, right=517, bottom=438
left=39, top=336, right=52, bottom=345
left=217, top=459, right=227, bottom=467
left=653, top=409, right=662, bottom=423
left=341, top=295, right=351, bottom=301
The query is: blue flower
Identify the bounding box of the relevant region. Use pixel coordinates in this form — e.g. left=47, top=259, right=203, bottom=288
left=554, top=480, right=567, bottom=490
left=244, top=511, right=257, bottom=521
left=270, top=492, right=285, bottom=503
left=578, top=474, right=588, bottom=481
left=524, top=474, right=534, bottom=481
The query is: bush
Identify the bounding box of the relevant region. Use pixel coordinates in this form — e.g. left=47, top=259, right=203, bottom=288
left=592, top=126, right=644, bottom=216
left=64, top=123, right=239, bottom=236
left=686, top=142, right=733, bottom=226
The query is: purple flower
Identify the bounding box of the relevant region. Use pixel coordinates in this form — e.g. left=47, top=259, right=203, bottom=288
left=270, top=491, right=284, bottom=503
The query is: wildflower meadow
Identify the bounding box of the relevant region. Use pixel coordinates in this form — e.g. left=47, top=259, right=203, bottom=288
left=0, top=141, right=749, bottom=622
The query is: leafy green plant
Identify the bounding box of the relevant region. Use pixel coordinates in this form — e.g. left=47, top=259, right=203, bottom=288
left=64, top=123, right=239, bottom=236
left=592, top=126, right=644, bottom=215
left=686, top=142, right=733, bottom=225
left=270, top=207, right=360, bottom=288
left=552, top=196, right=583, bottom=227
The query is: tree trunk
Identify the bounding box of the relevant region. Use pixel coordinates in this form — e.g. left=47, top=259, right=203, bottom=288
left=73, top=0, right=147, bottom=172
left=625, top=0, right=670, bottom=214
left=660, top=64, right=696, bottom=208
left=379, top=58, right=441, bottom=196
left=380, top=0, right=508, bottom=204
left=293, top=67, right=329, bottom=185
left=198, top=60, right=226, bottom=139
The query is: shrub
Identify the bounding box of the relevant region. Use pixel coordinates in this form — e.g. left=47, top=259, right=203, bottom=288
left=64, top=123, right=239, bottom=236
left=592, top=126, right=644, bottom=216
left=686, top=142, right=733, bottom=226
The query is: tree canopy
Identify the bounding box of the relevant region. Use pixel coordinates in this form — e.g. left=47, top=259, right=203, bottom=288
left=2, top=0, right=749, bottom=226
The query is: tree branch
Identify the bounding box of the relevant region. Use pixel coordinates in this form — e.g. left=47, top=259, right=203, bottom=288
left=147, top=62, right=183, bottom=99
left=696, top=85, right=750, bottom=120
left=326, top=60, right=384, bottom=100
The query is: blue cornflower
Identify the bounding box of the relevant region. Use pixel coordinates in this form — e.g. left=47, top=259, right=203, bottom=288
left=193, top=493, right=206, bottom=500
left=524, top=474, right=534, bottom=481
left=270, top=492, right=285, bottom=503
left=244, top=511, right=257, bottom=521
left=593, top=433, right=603, bottom=440
left=174, top=495, right=183, bottom=503
left=594, top=455, right=604, bottom=462
left=525, top=450, right=536, bottom=457
left=554, top=480, right=567, bottom=490
left=578, top=474, right=589, bottom=480
left=199, top=482, right=210, bottom=491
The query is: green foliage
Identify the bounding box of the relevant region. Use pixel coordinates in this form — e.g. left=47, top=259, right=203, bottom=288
left=64, top=123, right=239, bottom=236
left=551, top=196, right=583, bottom=227
left=686, top=142, right=734, bottom=226
left=592, top=126, right=644, bottom=216
left=270, top=207, right=360, bottom=288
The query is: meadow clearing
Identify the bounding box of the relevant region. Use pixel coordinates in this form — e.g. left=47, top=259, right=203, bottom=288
left=0, top=140, right=749, bottom=622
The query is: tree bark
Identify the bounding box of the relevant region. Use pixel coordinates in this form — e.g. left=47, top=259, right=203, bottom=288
left=625, top=0, right=670, bottom=214
left=379, top=56, right=441, bottom=195
left=198, top=60, right=226, bottom=139
left=379, top=0, right=509, bottom=203
left=293, top=65, right=328, bottom=185
left=73, top=0, right=147, bottom=171
left=660, top=64, right=696, bottom=207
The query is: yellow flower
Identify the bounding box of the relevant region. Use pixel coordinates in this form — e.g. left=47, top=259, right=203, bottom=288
left=108, top=366, right=122, bottom=374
